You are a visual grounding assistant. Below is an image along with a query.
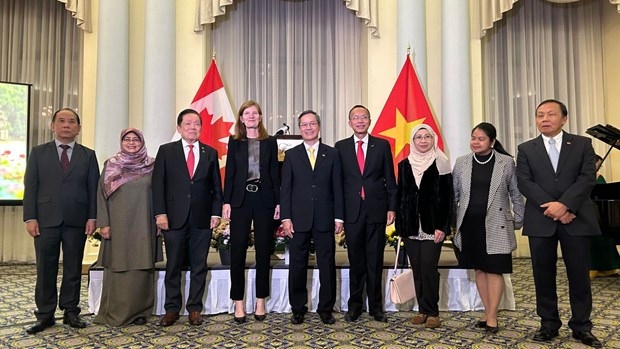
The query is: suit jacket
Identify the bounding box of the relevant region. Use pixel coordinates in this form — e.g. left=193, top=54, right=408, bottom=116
left=280, top=143, right=344, bottom=232
left=516, top=132, right=600, bottom=237
left=152, top=140, right=223, bottom=230
left=334, top=135, right=397, bottom=224
left=223, top=136, right=280, bottom=208
left=23, top=141, right=99, bottom=228
left=453, top=152, right=525, bottom=254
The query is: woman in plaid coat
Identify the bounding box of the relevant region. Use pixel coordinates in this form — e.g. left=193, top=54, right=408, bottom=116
left=452, top=122, right=525, bottom=333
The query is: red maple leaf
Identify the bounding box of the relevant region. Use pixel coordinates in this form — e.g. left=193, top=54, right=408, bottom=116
left=198, top=108, right=234, bottom=161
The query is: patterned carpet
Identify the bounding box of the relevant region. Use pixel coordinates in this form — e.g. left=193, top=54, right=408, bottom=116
left=0, top=258, right=619, bottom=348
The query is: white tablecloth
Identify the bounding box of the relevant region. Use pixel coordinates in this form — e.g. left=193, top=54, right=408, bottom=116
left=88, top=267, right=515, bottom=315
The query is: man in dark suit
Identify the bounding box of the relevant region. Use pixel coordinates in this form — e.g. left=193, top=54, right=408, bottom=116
left=280, top=110, right=344, bottom=325
left=152, top=108, right=223, bottom=327
left=23, top=108, right=100, bottom=334
left=516, top=99, right=602, bottom=348
left=334, top=105, right=397, bottom=323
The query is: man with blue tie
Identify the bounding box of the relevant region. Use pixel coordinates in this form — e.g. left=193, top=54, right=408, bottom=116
left=280, top=110, right=344, bottom=325
left=23, top=108, right=100, bottom=334
left=516, top=99, right=602, bottom=348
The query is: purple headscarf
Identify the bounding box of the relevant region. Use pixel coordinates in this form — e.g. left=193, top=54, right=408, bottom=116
left=103, top=128, right=154, bottom=198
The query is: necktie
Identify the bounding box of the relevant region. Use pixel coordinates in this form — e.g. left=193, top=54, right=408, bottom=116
left=60, top=144, right=70, bottom=173
left=187, top=144, right=195, bottom=178
left=308, top=148, right=316, bottom=170
left=357, top=140, right=365, bottom=198
left=548, top=138, right=559, bottom=172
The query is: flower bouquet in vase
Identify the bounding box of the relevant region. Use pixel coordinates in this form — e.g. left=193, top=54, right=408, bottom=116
left=273, top=223, right=291, bottom=264
left=386, top=224, right=408, bottom=267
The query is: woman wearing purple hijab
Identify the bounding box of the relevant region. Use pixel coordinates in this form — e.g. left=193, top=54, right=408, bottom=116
left=93, top=128, right=161, bottom=326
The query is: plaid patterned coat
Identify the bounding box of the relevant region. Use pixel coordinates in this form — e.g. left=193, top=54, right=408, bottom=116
left=452, top=152, right=525, bottom=255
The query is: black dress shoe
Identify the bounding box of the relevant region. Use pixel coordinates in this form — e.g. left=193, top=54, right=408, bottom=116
left=318, top=312, right=335, bottom=325
left=370, top=312, right=388, bottom=323
left=254, top=313, right=266, bottom=321
left=233, top=315, right=246, bottom=324
left=291, top=312, right=305, bottom=324
left=132, top=316, right=147, bottom=325
left=344, top=310, right=361, bottom=322
left=572, top=331, right=602, bottom=348
left=26, top=319, right=55, bottom=334
left=475, top=321, right=487, bottom=328
left=532, top=327, right=559, bottom=342
left=63, top=313, right=87, bottom=329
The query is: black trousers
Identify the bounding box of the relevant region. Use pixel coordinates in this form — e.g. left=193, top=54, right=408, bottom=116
left=162, top=213, right=211, bottom=313
left=229, top=190, right=275, bottom=300
left=288, top=226, right=336, bottom=314
left=528, top=224, right=593, bottom=332
left=344, top=200, right=386, bottom=314
left=34, top=224, right=87, bottom=320
left=404, top=238, right=442, bottom=317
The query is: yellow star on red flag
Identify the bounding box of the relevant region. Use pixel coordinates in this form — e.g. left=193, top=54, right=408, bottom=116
left=371, top=54, right=444, bottom=176
left=378, top=108, right=425, bottom=160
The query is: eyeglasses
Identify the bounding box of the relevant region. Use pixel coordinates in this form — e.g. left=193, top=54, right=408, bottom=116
left=299, top=122, right=319, bottom=129
left=413, top=135, right=433, bottom=142
left=350, top=115, right=369, bottom=121
left=122, top=138, right=142, bottom=143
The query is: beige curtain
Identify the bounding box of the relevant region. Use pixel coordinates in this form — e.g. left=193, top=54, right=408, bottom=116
left=0, top=0, right=82, bottom=262
left=194, top=0, right=380, bottom=37
left=482, top=0, right=605, bottom=159
left=210, top=0, right=362, bottom=146
left=479, top=0, right=619, bottom=37
left=57, top=0, right=92, bottom=32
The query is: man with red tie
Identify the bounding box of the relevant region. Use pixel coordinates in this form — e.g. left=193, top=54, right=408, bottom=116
left=152, top=109, right=223, bottom=327
left=23, top=108, right=99, bottom=334
left=335, top=105, right=397, bottom=323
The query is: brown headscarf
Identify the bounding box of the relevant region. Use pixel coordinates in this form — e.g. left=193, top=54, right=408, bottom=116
left=103, top=128, right=154, bottom=198
left=407, top=124, right=451, bottom=187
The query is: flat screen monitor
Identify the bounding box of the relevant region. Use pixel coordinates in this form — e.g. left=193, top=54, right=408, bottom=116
left=0, top=81, right=31, bottom=205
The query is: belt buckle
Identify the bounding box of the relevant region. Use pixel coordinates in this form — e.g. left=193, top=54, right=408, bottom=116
left=246, top=183, right=259, bottom=192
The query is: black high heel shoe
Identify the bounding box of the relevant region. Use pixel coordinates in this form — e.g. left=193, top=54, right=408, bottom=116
left=485, top=324, right=499, bottom=333
left=475, top=321, right=487, bottom=328
left=254, top=313, right=266, bottom=321
left=233, top=302, right=246, bottom=324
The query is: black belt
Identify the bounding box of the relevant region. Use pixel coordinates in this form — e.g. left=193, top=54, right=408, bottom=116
left=245, top=179, right=261, bottom=192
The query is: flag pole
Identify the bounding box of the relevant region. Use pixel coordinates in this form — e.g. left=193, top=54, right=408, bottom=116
left=212, top=48, right=216, bottom=62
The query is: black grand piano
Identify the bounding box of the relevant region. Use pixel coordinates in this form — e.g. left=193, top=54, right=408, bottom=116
left=586, top=124, right=620, bottom=245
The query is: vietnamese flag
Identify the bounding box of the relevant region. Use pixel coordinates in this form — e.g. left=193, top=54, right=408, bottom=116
left=189, top=59, right=235, bottom=177
left=371, top=54, right=444, bottom=175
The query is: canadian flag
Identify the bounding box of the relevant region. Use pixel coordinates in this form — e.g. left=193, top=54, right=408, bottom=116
left=188, top=59, right=235, bottom=176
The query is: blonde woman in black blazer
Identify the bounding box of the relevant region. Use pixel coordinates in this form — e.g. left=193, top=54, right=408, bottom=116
left=453, top=122, right=524, bottom=333
left=222, top=100, right=280, bottom=324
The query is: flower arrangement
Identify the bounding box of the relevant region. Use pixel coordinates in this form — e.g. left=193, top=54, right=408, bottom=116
left=212, top=219, right=232, bottom=252
left=211, top=219, right=254, bottom=252
left=88, top=230, right=102, bottom=247
left=273, top=223, right=290, bottom=253
left=385, top=224, right=402, bottom=248
left=335, top=231, right=346, bottom=249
